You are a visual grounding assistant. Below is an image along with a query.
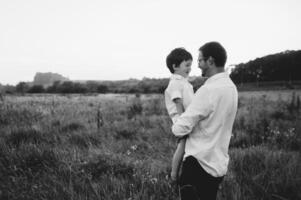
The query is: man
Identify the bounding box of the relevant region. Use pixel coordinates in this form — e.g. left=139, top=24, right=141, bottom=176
left=172, top=42, right=238, bottom=200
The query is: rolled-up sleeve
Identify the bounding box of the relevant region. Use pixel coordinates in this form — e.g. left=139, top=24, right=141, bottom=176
left=169, top=81, right=183, bottom=101
left=172, top=87, right=213, bottom=137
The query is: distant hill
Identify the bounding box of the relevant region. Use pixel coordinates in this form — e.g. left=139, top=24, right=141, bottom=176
left=33, top=72, right=69, bottom=87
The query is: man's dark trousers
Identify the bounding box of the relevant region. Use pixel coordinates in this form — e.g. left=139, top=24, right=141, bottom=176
left=179, top=156, right=223, bottom=200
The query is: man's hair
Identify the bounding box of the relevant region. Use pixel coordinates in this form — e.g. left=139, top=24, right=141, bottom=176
left=199, top=42, right=227, bottom=67
left=166, top=48, right=192, bottom=73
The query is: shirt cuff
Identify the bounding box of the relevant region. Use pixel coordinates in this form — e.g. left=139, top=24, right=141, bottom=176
left=172, top=123, right=190, bottom=137
left=171, top=114, right=180, bottom=124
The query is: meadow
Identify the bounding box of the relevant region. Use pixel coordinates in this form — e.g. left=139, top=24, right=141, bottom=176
left=0, top=90, right=301, bottom=200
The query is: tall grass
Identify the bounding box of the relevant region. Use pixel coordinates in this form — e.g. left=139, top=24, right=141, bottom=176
left=0, top=92, right=300, bottom=200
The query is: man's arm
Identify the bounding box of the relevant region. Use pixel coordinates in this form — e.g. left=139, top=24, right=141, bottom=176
left=172, top=87, right=213, bottom=137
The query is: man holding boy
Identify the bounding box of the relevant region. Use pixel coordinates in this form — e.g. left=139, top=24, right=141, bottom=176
left=172, top=42, right=238, bottom=200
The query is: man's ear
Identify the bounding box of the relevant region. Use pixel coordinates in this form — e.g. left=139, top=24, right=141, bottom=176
left=172, top=64, right=177, bottom=71
left=208, top=56, right=215, bottom=66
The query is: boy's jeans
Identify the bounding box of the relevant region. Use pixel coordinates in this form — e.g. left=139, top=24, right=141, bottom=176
left=179, top=156, right=224, bottom=200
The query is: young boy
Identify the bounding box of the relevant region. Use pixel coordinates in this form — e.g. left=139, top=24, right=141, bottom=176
left=164, top=48, right=194, bottom=181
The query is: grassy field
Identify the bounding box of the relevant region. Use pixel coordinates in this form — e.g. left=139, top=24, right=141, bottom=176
left=0, top=91, right=301, bottom=200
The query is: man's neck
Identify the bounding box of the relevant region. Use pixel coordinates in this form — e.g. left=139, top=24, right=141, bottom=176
left=206, top=67, right=225, bottom=78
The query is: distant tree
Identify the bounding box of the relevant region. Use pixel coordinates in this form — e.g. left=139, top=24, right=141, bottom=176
left=46, top=81, right=61, bottom=93
left=129, top=87, right=139, bottom=93
left=86, top=81, right=99, bottom=93
left=157, top=85, right=166, bottom=93
left=97, top=84, right=108, bottom=93
left=141, top=84, right=150, bottom=93
left=16, top=82, right=29, bottom=94
left=60, top=81, right=74, bottom=93
left=73, top=82, right=88, bottom=93
left=28, top=85, right=45, bottom=93
left=3, top=85, right=16, bottom=94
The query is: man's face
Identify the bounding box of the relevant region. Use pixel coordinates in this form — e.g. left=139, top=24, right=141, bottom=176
left=174, top=59, right=192, bottom=78
left=198, top=51, right=209, bottom=77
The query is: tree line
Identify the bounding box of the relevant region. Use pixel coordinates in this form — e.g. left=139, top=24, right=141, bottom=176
left=230, top=50, right=301, bottom=84
left=6, top=78, right=205, bottom=94
left=1, top=50, right=300, bottom=94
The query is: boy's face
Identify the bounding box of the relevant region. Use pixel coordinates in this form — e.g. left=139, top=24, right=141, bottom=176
left=173, top=59, right=192, bottom=78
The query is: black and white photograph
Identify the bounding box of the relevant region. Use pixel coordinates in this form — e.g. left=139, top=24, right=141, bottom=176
left=0, top=0, right=300, bottom=199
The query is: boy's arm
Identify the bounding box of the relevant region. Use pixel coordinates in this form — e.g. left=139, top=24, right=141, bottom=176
left=173, top=98, right=184, bottom=115
left=172, top=98, right=187, bottom=139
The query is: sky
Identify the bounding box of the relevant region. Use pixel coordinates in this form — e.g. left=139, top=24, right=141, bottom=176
left=0, top=0, right=300, bottom=85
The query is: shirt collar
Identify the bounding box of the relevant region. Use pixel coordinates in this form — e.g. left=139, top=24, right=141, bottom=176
left=205, top=72, right=228, bottom=85
left=170, top=74, right=188, bottom=81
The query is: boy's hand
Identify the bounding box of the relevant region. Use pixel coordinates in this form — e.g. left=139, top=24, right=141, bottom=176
left=170, top=171, right=178, bottom=182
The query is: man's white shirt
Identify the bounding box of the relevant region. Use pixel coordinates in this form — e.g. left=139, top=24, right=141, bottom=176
left=164, top=74, right=194, bottom=124
left=172, top=72, right=238, bottom=177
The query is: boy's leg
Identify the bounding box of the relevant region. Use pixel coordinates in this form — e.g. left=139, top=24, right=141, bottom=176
left=179, top=156, right=224, bottom=200
left=171, top=139, right=185, bottom=181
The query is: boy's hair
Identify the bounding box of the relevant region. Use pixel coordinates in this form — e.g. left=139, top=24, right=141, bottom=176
left=166, top=48, right=193, bottom=73
left=199, top=42, right=227, bottom=67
